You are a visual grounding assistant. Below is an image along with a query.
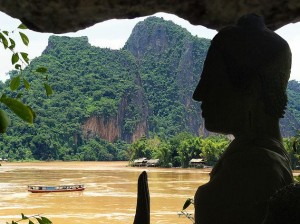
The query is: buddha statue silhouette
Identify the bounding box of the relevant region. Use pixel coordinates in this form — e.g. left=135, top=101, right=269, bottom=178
left=192, top=13, right=293, bottom=224
left=133, top=14, right=293, bottom=224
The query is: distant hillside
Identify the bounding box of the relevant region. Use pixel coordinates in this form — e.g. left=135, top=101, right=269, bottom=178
left=1, top=17, right=300, bottom=161
left=283, top=80, right=300, bottom=135
left=124, top=17, right=210, bottom=137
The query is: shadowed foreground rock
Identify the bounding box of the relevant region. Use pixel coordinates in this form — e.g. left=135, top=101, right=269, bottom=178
left=1, top=1, right=300, bottom=33
left=133, top=171, right=150, bottom=224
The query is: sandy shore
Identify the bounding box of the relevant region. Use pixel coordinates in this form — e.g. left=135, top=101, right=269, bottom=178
left=1, top=161, right=212, bottom=174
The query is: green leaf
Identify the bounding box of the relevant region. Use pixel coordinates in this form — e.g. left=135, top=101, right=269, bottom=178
left=0, top=32, right=9, bottom=49
left=15, top=64, right=22, bottom=70
left=18, top=23, right=27, bottom=29
left=2, top=31, right=8, bottom=35
left=11, top=53, right=19, bottom=65
left=0, top=97, right=33, bottom=123
left=36, top=217, right=45, bottom=224
left=1, top=94, right=7, bottom=100
left=182, top=198, right=192, bottom=210
left=19, top=32, right=29, bottom=46
left=41, top=217, right=52, bottom=224
left=21, top=213, right=28, bottom=220
left=36, top=217, right=42, bottom=223
left=20, top=52, right=29, bottom=64
left=36, top=67, right=48, bottom=73
left=8, top=38, right=15, bottom=50
left=16, top=93, right=23, bottom=99
left=23, top=78, right=30, bottom=90
left=44, top=83, right=53, bottom=96
left=27, top=106, right=36, bottom=120
left=0, top=109, right=10, bottom=133
left=10, top=75, right=21, bottom=91
left=29, top=220, right=34, bottom=224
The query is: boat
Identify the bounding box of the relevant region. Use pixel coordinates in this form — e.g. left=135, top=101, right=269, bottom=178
left=28, top=184, right=85, bottom=193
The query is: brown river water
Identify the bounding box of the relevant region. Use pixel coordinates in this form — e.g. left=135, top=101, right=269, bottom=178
left=0, top=161, right=211, bottom=224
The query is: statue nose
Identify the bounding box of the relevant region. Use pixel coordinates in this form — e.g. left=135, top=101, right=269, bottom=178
left=193, top=72, right=209, bottom=102
left=193, top=82, right=204, bottom=102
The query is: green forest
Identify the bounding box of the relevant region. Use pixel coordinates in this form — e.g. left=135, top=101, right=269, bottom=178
left=1, top=17, right=300, bottom=169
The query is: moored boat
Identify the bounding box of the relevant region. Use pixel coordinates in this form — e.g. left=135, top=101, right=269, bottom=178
left=28, top=184, right=85, bottom=193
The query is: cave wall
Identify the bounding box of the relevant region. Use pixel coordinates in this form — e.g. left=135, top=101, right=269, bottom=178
left=0, top=1, right=300, bottom=33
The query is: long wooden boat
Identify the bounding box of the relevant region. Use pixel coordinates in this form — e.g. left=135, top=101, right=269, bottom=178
left=28, top=184, right=85, bottom=193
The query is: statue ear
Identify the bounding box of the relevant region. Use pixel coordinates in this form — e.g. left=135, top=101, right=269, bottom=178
left=133, top=171, right=150, bottom=224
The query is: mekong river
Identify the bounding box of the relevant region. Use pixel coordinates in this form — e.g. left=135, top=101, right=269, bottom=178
left=0, top=161, right=210, bottom=223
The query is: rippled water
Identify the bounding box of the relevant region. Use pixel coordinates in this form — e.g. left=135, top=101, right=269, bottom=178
left=0, top=162, right=210, bottom=223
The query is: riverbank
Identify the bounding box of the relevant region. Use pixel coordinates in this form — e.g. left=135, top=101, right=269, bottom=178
left=0, top=161, right=212, bottom=174
left=2, top=161, right=300, bottom=175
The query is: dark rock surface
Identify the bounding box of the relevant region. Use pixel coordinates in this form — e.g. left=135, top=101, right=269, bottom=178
left=0, top=0, right=300, bottom=33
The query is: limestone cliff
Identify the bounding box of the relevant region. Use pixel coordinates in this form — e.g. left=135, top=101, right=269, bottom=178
left=13, top=17, right=300, bottom=153
left=3, top=16, right=300, bottom=162
left=81, top=69, right=149, bottom=143
left=29, top=35, right=150, bottom=143
left=124, top=17, right=210, bottom=137
left=82, top=116, right=119, bottom=142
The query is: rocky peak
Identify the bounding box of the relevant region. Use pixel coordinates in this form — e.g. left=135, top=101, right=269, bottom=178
left=124, top=17, right=188, bottom=59
left=43, top=36, right=90, bottom=55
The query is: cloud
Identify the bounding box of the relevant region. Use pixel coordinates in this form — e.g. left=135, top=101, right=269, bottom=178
left=288, top=38, right=300, bottom=80
left=89, top=38, right=126, bottom=50
left=0, top=50, right=13, bottom=81
left=276, top=22, right=300, bottom=81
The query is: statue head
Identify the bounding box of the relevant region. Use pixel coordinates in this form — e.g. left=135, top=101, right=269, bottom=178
left=193, top=14, right=291, bottom=136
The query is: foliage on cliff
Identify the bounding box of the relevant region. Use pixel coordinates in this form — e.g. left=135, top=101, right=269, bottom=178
left=287, top=80, right=300, bottom=120
left=0, top=35, right=143, bottom=160
left=0, top=17, right=209, bottom=161
left=124, top=17, right=210, bottom=137
left=0, top=17, right=300, bottom=162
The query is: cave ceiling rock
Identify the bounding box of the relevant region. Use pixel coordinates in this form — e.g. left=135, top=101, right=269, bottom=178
left=0, top=0, right=300, bottom=33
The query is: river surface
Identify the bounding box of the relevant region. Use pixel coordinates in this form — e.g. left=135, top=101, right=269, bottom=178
left=0, top=161, right=211, bottom=224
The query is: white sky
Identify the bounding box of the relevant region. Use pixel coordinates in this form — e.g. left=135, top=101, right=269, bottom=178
left=0, top=11, right=299, bottom=81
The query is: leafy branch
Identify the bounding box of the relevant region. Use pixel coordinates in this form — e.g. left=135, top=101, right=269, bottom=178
left=0, top=23, right=52, bottom=133
left=7, top=213, right=52, bottom=224
left=178, top=198, right=195, bottom=223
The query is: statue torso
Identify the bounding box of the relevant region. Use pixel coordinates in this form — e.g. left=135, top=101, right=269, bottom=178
left=194, top=137, right=293, bottom=224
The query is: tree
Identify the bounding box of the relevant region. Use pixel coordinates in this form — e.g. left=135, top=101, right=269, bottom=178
left=200, top=136, right=229, bottom=166
left=128, top=136, right=152, bottom=160
left=152, top=142, right=172, bottom=167
left=283, top=134, right=300, bottom=169
left=178, top=136, right=201, bottom=168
